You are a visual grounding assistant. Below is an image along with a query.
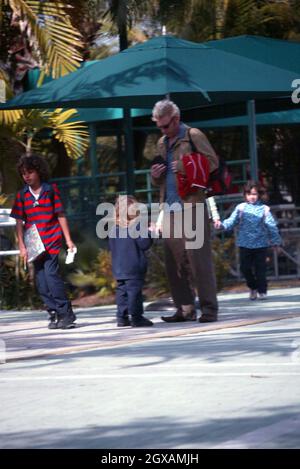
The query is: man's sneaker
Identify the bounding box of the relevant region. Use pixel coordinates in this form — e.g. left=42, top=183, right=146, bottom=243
left=47, top=311, right=57, bottom=329
left=131, top=316, right=153, bottom=327
left=249, top=289, right=257, bottom=301
left=258, top=293, right=267, bottom=300
left=117, top=318, right=131, bottom=327
left=57, top=316, right=76, bottom=329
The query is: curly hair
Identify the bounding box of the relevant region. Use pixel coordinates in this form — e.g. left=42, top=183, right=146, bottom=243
left=17, top=154, right=50, bottom=182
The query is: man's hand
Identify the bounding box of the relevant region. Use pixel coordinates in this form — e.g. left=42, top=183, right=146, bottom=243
left=214, top=220, right=222, bottom=229
left=151, top=163, right=166, bottom=179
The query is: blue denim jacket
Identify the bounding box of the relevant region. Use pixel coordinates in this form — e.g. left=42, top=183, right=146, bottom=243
left=222, top=201, right=281, bottom=248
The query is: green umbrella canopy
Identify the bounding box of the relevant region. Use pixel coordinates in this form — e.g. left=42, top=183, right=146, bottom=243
left=205, top=35, right=300, bottom=74
left=189, top=109, right=300, bottom=129
left=1, top=36, right=298, bottom=111
left=26, top=66, right=152, bottom=123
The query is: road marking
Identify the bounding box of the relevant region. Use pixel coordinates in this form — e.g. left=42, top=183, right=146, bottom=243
left=3, top=312, right=300, bottom=363
left=1, top=372, right=300, bottom=381
left=213, top=415, right=300, bottom=449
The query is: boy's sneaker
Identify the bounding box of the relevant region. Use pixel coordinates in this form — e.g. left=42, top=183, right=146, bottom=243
left=249, top=289, right=257, bottom=301
left=258, top=293, right=267, bottom=300
left=57, top=312, right=76, bottom=330
left=131, top=316, right=153, bottom=327
left=117, top=318, right=131, bottom=327
left=48, top=311, right=57, bottom=329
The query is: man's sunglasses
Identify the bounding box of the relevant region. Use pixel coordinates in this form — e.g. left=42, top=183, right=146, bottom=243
left=157, top=116, right=174, bottom=130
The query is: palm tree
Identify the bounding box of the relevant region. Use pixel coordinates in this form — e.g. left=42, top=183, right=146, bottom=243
left=0, top=1, right=90, bottom=194
left=155, top=0, right=300, bottom=41
left=1, top=0, right=83, bottom=82
left=102, top=0, right=159, bottom=51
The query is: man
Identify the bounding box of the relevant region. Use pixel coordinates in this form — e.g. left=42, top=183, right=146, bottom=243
left=151, top=99, right=219, bottom=323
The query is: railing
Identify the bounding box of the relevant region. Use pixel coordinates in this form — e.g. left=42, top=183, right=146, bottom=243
left=48, top=165, right=300, bottom=280
left=0, top=209, right=19, bottom=257
left=51, top=170, right=160, bottom=228
left=51, top=159, right=250, bottom=226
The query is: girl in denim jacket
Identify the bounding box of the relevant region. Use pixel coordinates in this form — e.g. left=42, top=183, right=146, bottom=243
left=214, top=181, right=281, bottom=300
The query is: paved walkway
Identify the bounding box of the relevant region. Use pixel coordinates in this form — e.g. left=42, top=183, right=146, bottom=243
left=1, top=287, right=300, bottom=449
left=1, top=287, right=300, bottom=362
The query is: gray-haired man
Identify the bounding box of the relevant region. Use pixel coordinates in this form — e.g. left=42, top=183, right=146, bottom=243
left=151, top=99, right=219, bottom=323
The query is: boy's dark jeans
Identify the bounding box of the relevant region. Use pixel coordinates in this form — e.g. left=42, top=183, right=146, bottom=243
left=239, top=247, right=268, bottom=294
left=34, top=253, right=72, bottom=319
left=116, top=278, right=144, bottom=321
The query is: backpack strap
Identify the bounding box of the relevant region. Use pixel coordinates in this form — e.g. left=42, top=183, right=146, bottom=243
left=187, top=128, right=198, bottom=153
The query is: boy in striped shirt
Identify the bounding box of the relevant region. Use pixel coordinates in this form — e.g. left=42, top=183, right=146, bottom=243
left=11, top=154, right=77, bottom=329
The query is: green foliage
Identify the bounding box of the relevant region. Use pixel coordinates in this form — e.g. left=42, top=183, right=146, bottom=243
left=211, top=236, right=236, bottom=291
left=146, top=236, right=236, bottom=296
left=67, top=247, right=116, bottom=297
left=145, top=241, right=169, bottom=296
left=0, top=257, right=41, bottom=309
left=155, top=0, right=300, bottom=41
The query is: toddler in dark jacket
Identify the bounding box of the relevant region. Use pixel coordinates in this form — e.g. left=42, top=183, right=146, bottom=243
left=108, top=195, right=153, bottom=327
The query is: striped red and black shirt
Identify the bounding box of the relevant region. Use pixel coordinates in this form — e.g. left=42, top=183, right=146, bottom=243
left=11, top=183, right=64, bottom=255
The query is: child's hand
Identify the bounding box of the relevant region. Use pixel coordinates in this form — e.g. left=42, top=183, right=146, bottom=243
left=19, top=245, right=28, bottom=263
left=214, top=220, right=222, bottom=229
left=148, top=222, right=156, bottom=232
left=66, top=240, right=76, bottom=251
left=149, top=221, right=161, bottom=236
left=272, top=245, right=282, bottom=254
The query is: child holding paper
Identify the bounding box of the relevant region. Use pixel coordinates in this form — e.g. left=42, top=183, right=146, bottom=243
left=11, top=154, right=77, bottom=329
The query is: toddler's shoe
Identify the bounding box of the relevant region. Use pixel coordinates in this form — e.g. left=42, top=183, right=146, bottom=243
left=249, top=289, right=257, bottom=300
left=131, top=316, right=153, bottom=327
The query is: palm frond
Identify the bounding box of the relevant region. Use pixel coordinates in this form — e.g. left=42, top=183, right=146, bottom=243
left=0, top=68, right=24, bottom=124
left=43, top=108, right=89, bottom=159
left=7, top=0, right=83, bottom=78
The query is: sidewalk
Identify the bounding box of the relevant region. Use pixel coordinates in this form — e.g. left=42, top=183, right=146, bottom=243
left=1, top=287, right=300, bottom=362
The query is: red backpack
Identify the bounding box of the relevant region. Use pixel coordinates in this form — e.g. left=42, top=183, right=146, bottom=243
left=207, top=157, right=232, bottom=196
left=177, top=152, right=210, bottom=198
left=188, top=130, right=232, bottom=196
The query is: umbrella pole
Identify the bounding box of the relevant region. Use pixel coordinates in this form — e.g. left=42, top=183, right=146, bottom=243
left=88, top=122, right=99, bottom=207
left=123, top=108, right=135, bottom=195
left=247, top=100, right=258, bottom=181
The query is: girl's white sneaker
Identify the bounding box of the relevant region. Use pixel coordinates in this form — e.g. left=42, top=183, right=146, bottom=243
left=249, top=289, right=257, bottom=300
left=258, top=293, right=267, bottom=300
